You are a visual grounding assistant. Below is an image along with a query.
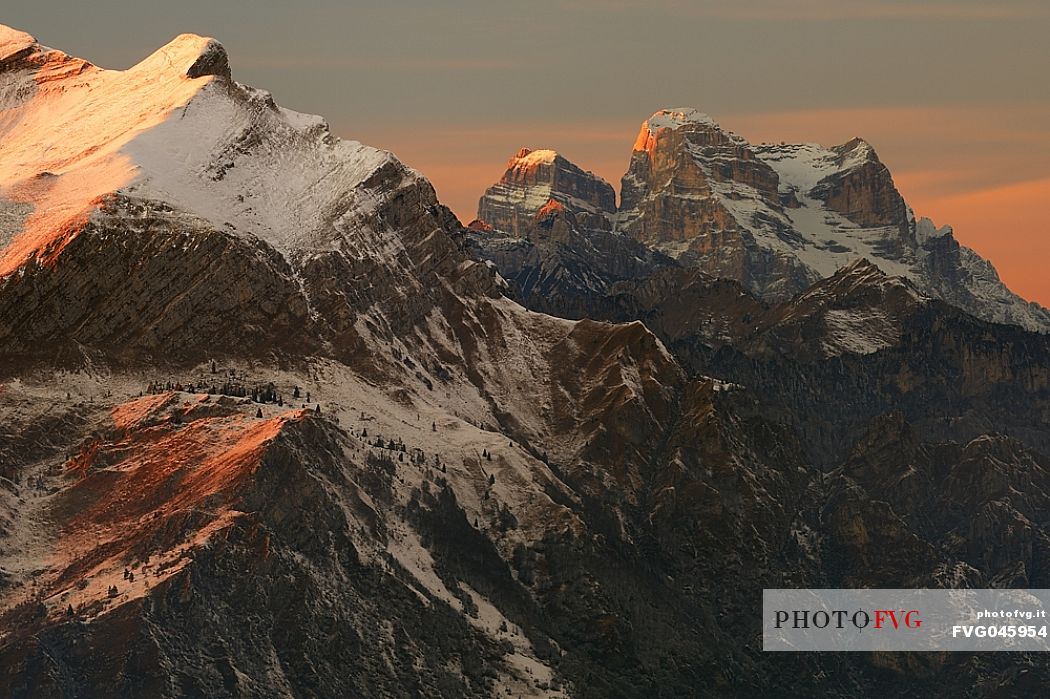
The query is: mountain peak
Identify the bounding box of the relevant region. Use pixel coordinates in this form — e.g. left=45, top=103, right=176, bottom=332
left=839, top=136, right=873, bottom=151
left=829, top=136, right=880, bottom=170
left=476, top=147, right=616, bottom=234
left=0, top=27, right=414, bottom=277
left=645, top=108, right=718, bottom=131
left=507, top=147, right=559, bottom=170
left=802, top=256, right=923, bottom=304
left=632, top=107, right=745, bottom=154
left=0, top=27, right=230, bottom=275
left=0, top=25, right=229, bottom=81
left=133, top=32, right=230, bottom=80
left=840, top=257, right=883, bottom=274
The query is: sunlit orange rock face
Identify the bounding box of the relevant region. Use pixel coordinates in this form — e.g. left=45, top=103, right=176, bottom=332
left=613, top=109, right=818, bottom=297
left=619, top=109, right=787, bottom=246
left=12, top=392, right=301, bottom=621
left=533, top=198, right=566, bottom=223
left=0, top=26, right=225, bottom=276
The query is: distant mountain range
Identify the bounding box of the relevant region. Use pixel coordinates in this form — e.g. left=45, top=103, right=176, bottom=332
left=470, top=107, right=1050, bottom=331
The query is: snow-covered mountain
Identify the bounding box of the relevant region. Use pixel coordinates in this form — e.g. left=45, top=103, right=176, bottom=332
left=0, top=23, right=508, bottom=366
left=5, top=24, right=1050, bottom=698
left=473, top=107, right=1050, bottom=332
left=1, top=26, right=403, bottom=270
left=0, top=25, right=680, bottom=695
left=467, top=148, right=672, bottom=318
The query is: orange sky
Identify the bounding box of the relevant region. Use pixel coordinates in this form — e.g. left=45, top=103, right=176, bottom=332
left=354, top=104, right=1050, bottom=306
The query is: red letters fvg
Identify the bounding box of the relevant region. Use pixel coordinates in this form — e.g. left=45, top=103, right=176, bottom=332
left=874, top=610, right=922, bottom=629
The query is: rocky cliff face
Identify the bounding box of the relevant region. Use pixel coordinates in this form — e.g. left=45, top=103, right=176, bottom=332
left=465, top=208, right=673, bottom=319
left=639, top=111, right=1049, bottom=331
left=808, top=138, right=909, bottom=229
left=619, top=109, right=789, bottom=244
left=471, top=146, right=674, bottom=318
left=0, top=196, right=316, bottom=369
left=614, top=109, right=814, bottom=299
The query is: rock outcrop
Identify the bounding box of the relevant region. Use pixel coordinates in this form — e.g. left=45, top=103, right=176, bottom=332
left=809, top=137, right=909, bottom=229
left=476, top=148, right=616, bottom=237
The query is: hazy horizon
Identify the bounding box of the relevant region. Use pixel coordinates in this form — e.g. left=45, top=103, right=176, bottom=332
left=5, top=0, right=1048, bottom=303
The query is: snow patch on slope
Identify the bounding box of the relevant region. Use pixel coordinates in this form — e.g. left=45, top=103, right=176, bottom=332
left=822, top=308, right=898, bottom=355
left=124, top=81, right=403, bottom=256
left=752, top=143, right=915, bottom=279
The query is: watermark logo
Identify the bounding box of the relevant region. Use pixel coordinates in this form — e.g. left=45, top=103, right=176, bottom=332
left=764, top=589, right=1050, bottom=651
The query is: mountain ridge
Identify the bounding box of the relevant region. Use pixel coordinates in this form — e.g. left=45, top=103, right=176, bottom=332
left=5, top=24, right=1050, bottom=698
left=471, top=107, right=1050, bottom=332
